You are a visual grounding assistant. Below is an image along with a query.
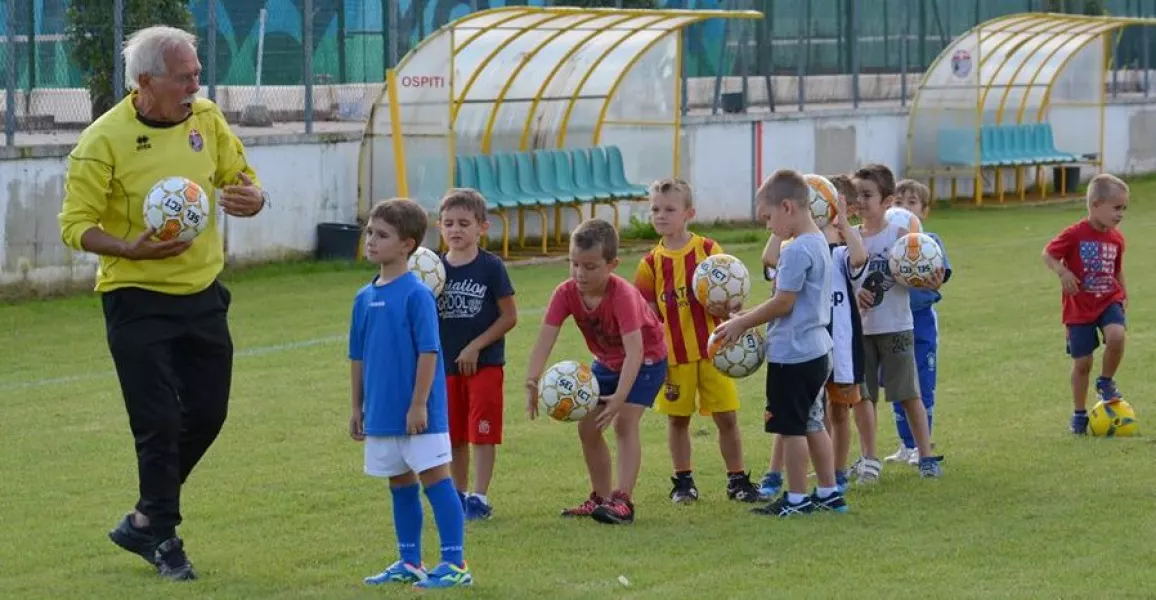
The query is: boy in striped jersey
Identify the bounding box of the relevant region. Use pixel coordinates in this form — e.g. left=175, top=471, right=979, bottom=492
left=635, top=179, right=763, bottom=504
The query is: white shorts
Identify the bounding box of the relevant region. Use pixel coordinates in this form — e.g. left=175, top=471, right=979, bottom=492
left=364, top=433, right=453, bottom=478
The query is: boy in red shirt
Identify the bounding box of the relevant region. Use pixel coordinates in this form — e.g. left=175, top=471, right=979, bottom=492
left=1042, top=173, right=1129, bottom=435
left=525, top=219, right=668, bottom=525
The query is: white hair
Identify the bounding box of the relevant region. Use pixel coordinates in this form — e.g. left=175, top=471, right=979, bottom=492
left=123, top=26, right=197, bottom=90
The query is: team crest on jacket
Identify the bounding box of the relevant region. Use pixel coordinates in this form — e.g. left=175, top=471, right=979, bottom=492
left=188, top=128, right=203, bottom=152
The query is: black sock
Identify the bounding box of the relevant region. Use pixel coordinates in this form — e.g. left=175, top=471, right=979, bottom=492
left=1075, top=409, right=1088, bottom=415
left=675, top=470, right=693, bottom=480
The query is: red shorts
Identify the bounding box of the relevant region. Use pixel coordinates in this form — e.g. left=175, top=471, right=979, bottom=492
left=447, top=366, right=504, bottom=446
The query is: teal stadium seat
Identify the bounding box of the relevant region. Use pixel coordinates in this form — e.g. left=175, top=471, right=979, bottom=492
left=604, top=146, right=650, bottom=197
left=514, top=152, right=557, bottom=206
left=472, top=155, right=518, bottom=210
left=590, top=146, right=639, bottom=198
left=494, top=153, right=539, bottom=208
left=455, top=155, right=478, bottom=190
left=549, top=150, right=597, bottom=203
left=570, top=148, right=614, bottom=201
left=533, top=150, right=577, bottom=204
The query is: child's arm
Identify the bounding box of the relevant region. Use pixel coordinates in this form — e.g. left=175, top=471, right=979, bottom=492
left=406, top=353, right=438, bottom=435
left=525, top=325, right=562, bottom=420
left=634, top=256, right=662, bottom=320
left=716, top=244, right=807, bottom=341
left=1119, top=271, right=1128, bottom=309
left=595, top=329, right=643, bottom=430
left=840, top=221, right=867, bottom=269
left=456, top=295, right=518, bottom=375
left=1043, top=227, right=1079, bottom=295
left=761, top=233, right=783, bottom=268
left=349, top=360, right=364, bottom=441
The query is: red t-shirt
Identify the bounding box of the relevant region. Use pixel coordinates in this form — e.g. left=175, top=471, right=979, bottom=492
left=1044, top=219, right=1126, bottom=325
left=544, top=274, right=668, bottom=372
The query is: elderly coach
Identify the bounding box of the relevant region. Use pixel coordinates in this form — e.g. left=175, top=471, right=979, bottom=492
left=58, top=25, right=269, bottom=581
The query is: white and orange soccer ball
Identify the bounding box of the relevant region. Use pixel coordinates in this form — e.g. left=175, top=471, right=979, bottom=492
left=692, top=254, right=752, bottom=317
left=706, top=327, right=766, bottom=378
left=407, top=246, right=446, bottom=297
left=888, top=232, right=944, bottom=288
left=803, top=173, right=839, bottom=228
left=143, top=176, right=210, bottom=242
left=885, top=206, right=923, bottom=233
left=537, top=360, right=600, bottom=422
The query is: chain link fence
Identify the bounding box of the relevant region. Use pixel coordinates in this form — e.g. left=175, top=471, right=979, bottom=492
left=4, top=0, right=1156, bottom=145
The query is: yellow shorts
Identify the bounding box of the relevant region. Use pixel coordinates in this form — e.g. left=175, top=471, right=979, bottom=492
left=655, top=360, right=741, bottom=417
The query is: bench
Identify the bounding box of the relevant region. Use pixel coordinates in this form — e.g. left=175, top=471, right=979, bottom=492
left=454, top=145, right=649, bottom=257
left=934, top=122, right=1085, bottom=203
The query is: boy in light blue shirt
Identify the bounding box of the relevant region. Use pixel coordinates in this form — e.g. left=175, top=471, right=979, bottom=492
left=715, top=169, right=845, bottom=517
left=348, top=198, right=471, bottom=589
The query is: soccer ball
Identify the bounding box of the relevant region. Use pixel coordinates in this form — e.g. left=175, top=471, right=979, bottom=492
left=692, top=254, right=752, bottom=317
left=1089, top=400, right=1139, bottom=437
left=706, top=327, right=766, bottom=378
left=538, top=360, right=601, bottom=422
left=803, top=173, right=839, bottom=228
left=888, top=233, right=944, bottom=288
left=143, top=176, right=210, bottom=242
left=885, top=206, right=923, bottom=233
left=407, top=246, right=446, bottom=296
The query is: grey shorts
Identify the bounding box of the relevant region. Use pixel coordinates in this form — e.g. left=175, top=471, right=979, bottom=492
left=805, top=390, right=827, bottom=433
left=862, top=331, right=921, bottom=404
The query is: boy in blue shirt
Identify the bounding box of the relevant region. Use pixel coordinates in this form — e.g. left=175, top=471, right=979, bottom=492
left=437, top=189, right=518, bottom=520
left=349, top=198, right=471, bottom=589
left=715, top=169, right=846, bottom=517
left=886, top=180, right=952, bottom=464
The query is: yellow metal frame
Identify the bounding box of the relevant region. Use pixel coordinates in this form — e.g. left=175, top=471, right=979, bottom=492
left=905, top=12, right=1156, bottom=206
left=357, top=6, right=762, bottom=258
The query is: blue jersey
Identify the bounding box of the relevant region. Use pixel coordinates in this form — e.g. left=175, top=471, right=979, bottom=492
left=348, top=272, right=449, bottom=437
left=909, top=232, right=952, bottom=314
left=437, top=250, right=515, bottom=375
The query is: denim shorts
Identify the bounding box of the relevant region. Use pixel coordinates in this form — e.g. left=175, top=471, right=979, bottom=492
left=1066, top=303, right=1126, bottom=359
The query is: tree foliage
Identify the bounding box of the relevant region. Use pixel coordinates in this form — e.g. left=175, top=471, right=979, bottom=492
left=65, top=0, right=194, bottom=121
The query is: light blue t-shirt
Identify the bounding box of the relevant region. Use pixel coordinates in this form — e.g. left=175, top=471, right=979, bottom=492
left=348, top=271, right=449, bottom=437
left=767, top=232, right=834, bottom=364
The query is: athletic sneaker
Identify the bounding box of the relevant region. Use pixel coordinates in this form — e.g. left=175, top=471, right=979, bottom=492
left=919, top=456, right=944, bottom=478
left=726, top=472, right=764, bottom=503
left=108, top=513, right=158, bottom=567
left=413, top=562, right=472, bottom=589
left=811, top=489, right=849, bottom=513
left=669, top=476, right=699, bottom=504
left=750, top=493, right=815, bottom=517
left=463, top=495, right=493, bottom=521
left=560, top=492, right=604, bottom=518
left=758, top=471, right=783, bottom=498
left=365, top=560, right=427, bottom=585
left=591, top=491, right=635, bottom=525
left=1071, top=411, right=1089, bottom=435
left=852, top=456, right=882, bottom=484
left=1096, top=377, right=1122, bottom=403
left=154, top=537, right=196, bottom=581
left=884, top=445, right=917, bottom=464
left=834, top=470, right=849, bottom=495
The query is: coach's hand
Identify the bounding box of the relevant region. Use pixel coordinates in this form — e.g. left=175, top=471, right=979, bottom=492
left=120, top=228, right=191, bottom=260
left=221, top=172, right=265, bottom=217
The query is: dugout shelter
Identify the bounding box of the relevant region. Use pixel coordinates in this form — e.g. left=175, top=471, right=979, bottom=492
left=906, top=12, right=1156, bottom=204
left=358, top=6, right=762, bottom=257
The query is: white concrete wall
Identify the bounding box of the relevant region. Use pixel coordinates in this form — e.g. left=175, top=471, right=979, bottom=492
left=6, top=98, right=1156, bottom=295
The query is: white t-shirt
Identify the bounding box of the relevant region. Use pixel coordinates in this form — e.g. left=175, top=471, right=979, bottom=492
left=851, top=223, right=914, bottom=335
left=830, top=245, right=864, bottom=384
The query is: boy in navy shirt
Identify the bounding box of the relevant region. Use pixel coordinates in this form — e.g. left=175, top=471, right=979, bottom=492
left=436, top=189, right=517, bottom=520
left=349, top=198, right=471, bottom=589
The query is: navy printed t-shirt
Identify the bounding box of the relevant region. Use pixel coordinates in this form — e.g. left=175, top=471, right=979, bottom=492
left=437, top=249, right=516, bottom=376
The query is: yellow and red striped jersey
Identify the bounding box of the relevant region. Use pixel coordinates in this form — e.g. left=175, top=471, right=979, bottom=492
left=634, top=234, right=724, bottom=365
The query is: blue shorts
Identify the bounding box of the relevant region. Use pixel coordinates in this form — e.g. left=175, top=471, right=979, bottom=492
left=592, top=359, right=668, bottom=408
left=1066, top=303, right=1126, bottom=359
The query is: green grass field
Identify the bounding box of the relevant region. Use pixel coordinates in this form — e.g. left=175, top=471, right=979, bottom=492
left=3, top=193, right=1156, bottom=599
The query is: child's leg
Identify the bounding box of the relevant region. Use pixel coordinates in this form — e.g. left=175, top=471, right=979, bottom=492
left=1071, top=356, right=1094, bottom=411
left=769, top=434, right=785, bottom=471
left=853, top=400, right=877, bottom=459
left=1100, top=323, right=1126, bottom=383
left=450, top=446, right=470, bottom=495
left=668, top=415, right=693, bottom=473
left=578, top=411, right=613, bottom=499
left=613, top=404, right=648, bottom=496
left=389, top=472, right=423, bottom=567
left=418, top=462, right=465, bottom=567
left=805, top=397, right=836, bottom=490
left=465, top=367, right=504, bottom=498
left=783, top=435, right=810, bottom=496
left=712, top=411, right=745, bottom=473
left=892, top=401, right=915, bottom=450
left=899, top=398, right=933, bottom=458
left=446, top=375, right=470, bottom=495
left=830, top=402, right=851, bottom=472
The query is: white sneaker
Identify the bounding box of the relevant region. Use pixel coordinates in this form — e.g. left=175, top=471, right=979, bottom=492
left=851, top=456, right=882, bottom=484
left=884, top=445, right=917, bottom=464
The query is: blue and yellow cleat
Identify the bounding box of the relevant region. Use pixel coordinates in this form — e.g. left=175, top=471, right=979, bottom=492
left=364, top=560, right=427, bottom=585
left=413, top=562, right=473, bottom=589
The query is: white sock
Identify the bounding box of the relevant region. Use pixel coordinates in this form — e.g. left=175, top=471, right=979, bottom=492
left=473, top=494, right=489, bottom=506
left=787, top=492, right=808, bottom=504
left=817, top=486, right=838, bottom=498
